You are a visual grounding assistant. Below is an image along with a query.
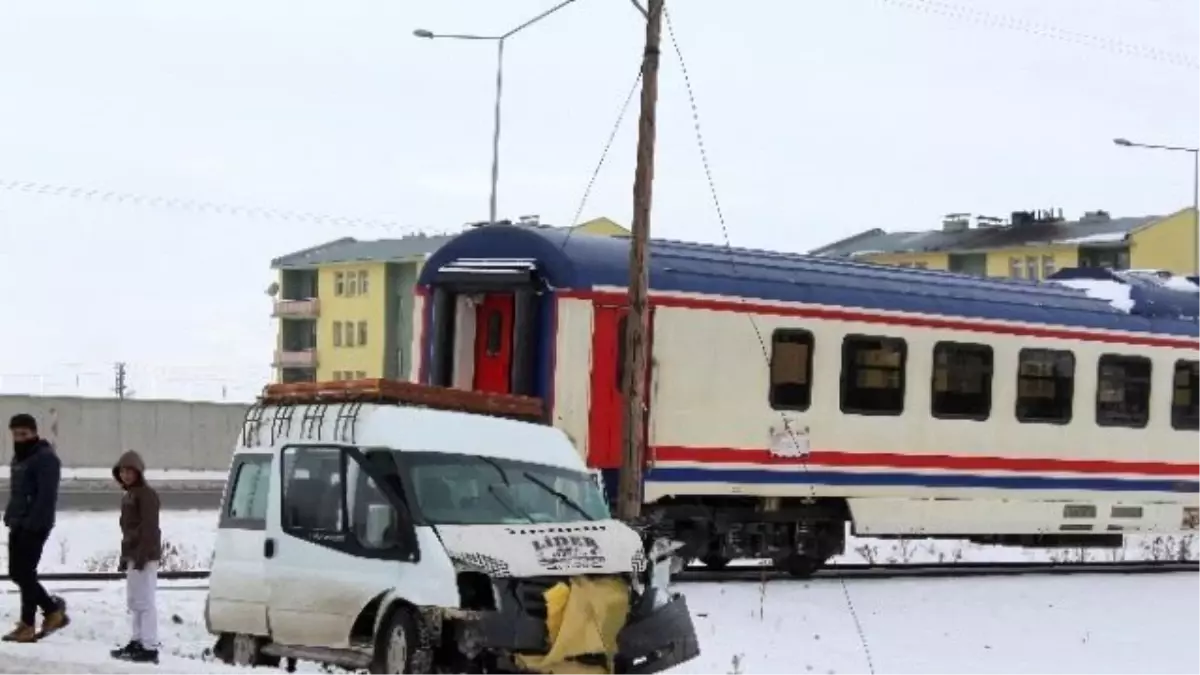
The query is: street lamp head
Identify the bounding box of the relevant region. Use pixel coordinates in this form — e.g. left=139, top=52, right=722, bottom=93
left=1113, top=138, right=1133, bottom=147
left=412, top=28, right=435, bottom=39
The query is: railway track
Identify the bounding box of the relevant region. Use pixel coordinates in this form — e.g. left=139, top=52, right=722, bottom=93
left=4, top=559, right=1194, bottom=594
left=677, top=559, right=1200, bottom=582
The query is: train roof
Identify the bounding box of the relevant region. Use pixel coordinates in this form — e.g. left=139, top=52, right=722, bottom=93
left=419, top=224, right=1199, bottom=339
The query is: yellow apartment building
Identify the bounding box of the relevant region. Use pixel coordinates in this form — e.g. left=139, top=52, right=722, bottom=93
left=810, top=207, right=1199, bottom=280
left=269, top=217, right=629, bottom=383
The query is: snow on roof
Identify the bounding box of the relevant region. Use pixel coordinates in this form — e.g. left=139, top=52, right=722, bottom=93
left=1049, top=278, right=1135, bottom=312
left=1055, top=232, right=1128, bottom=245
left=1048, top=268, right=1199, bottom=320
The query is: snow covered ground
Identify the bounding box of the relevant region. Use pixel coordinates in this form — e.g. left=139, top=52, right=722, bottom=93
left=0, top=511, right=1194, bottom=672
left=10, top=511, right=1195, bottom=576
left=0, top=574, right=1196, bottom=673
left=1, top=511, right=218, bottom=573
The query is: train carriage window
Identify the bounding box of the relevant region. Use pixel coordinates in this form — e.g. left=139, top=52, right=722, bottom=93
left=841, top=335, right=906, bottom=416
left=770, top=329, right=814, bottom=411
left=1015, top=348, right=1075, bottom=424
left=1096, top=354, right=1152, bottom=428
left=931, top=342, right=993, bottom=420
left=1171, top=360, right=1199, bottom=431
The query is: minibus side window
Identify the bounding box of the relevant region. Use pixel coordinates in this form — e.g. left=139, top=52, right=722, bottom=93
left=220, top=454, right=272, bottom=531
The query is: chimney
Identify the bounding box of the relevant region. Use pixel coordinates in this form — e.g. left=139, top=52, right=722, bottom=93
left=942, top=212, right=971, bottom=232
left=1011, top=210, right=1036, bottom=227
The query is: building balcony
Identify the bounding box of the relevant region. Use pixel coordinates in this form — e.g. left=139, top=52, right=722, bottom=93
left=273, top=349, right=318, bottom=369
left=272, top=298, right=320, bottom=319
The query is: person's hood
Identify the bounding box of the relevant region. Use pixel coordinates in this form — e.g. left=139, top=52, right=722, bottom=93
left=112, top=450, right=146, bottom=488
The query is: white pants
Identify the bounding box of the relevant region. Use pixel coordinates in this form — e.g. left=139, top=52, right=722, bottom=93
left=125, top=561, right=159, bottom=648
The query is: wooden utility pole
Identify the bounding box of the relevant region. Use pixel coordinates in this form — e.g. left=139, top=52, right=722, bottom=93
left=617, top=0, right=664, bottom=522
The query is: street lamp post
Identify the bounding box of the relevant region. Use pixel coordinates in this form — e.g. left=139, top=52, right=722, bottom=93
left=414, top=0, right=580, bottom=224
left=1113, top=137, right=1200, bottom=273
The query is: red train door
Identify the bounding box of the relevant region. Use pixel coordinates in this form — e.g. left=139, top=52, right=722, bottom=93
left=587, top=304, right=653, bottom=469
left=472, top=293, right=515, bottom=394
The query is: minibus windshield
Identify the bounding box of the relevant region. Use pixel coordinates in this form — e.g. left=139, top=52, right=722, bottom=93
left=403, top=452, right=610, bottom=525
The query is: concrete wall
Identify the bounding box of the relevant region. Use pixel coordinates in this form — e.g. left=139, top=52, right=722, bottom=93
left=1, top=395, right=249, bottom=470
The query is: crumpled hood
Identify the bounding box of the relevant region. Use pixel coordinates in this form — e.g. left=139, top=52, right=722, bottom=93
left=436, top=520, right=646, bottom=578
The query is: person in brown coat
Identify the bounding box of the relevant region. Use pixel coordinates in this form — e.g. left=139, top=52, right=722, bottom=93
left=110, top=450, right=162, bottom=664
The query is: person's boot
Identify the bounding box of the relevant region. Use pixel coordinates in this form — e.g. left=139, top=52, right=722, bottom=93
left=128, top=643, right=160, bottom=664
left=1, top=622, right=37, bottom=643
left=111, top=640, right=141, bottom=660
left=38, top=596, right=70, bottom=637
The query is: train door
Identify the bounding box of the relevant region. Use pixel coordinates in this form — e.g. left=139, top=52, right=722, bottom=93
left=472, top=293, right=515, bottom=394
left=588, top=304, right=654, bottom=502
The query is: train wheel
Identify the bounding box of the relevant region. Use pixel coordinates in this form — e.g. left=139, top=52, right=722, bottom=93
left=700, top=555, right=731, bottom=570
left=780, top=554, right=825, bottom=579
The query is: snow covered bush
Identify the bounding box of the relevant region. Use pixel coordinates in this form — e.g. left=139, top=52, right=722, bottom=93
left=83, top=539, right=205, bottom=572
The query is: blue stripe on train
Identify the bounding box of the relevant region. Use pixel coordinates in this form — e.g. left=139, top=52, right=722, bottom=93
left=646, top=467, right=1199, bottom=494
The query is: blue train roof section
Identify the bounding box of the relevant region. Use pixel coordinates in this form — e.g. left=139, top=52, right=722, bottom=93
left=420, top=224, right=1199, bottom=338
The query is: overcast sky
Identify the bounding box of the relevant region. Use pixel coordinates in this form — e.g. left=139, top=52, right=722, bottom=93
left=1, top=0, right=1196, bottom=400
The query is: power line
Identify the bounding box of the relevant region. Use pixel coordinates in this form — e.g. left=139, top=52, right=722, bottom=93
left=663, top=4, right=877, bottom=671
left=871, top=0, right=1199, bottom=69
left=0, top=178, right=425, bottom=234
left=561, top=63, right=644, bottom=252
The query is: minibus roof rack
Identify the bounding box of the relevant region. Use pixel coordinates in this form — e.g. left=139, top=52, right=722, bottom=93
left=260, top=379, right=545, bottom=422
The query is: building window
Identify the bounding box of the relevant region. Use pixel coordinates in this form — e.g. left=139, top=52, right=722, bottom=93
left=841, top=335, right=906, bottom=416
left=358, top=270, right=369, bottom=296
left=345, top=321, right=357, bottom=347
left=1025, top=256, right=1038, bottom=280
left=332, top=321, right=343, bottom=347
left=769, top=329, right=814, bottom=411
left=358, top=321, right=368, bottom=347
left=1096, top=355, right=1152, bottom=428
left=931, top=342, right=992, bottom=420
left=334, top=272, right=345, bottom=296
left=1041, top=255, right=1056, bottom=279
left=1016, top=348, right=1074, bottom=424
left=1172, top=360, right=1199, bottom=430
left=356, top=371, right=367, bottom=379
left=347, top=271, right=359, bottom=297
left=1009, top=257, right=1022, bottom=279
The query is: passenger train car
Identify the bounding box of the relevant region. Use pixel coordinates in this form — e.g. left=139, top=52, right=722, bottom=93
left=412, top=224, right=1199, bottom=575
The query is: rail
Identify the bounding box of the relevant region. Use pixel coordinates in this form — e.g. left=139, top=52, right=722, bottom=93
left=4, top=559, right=1194, bottom=588
left=678, top=559, right=1200, bottom=582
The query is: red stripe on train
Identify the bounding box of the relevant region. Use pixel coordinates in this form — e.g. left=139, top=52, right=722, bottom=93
left=652, top=446, right=1200, bottom=477
left=557, top=289, right=1198, bottom=349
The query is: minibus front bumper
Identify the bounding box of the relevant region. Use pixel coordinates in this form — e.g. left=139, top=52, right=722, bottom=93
left=455, top=591, right=699, bottom=674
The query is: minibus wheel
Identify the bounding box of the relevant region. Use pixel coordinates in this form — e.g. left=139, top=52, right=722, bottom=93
left=372, top=605, right=430, bottom=674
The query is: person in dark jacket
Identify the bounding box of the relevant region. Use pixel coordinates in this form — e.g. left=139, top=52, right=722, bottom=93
left=3, top=413, right=68, bottom=643
left=109, top=450, right=162, bottom=664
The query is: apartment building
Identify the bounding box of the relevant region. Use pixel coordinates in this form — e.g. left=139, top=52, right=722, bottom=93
left=269, top=217, right=628, bottom=383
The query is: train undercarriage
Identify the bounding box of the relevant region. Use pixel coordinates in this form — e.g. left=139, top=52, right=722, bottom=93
left=648, top=496, right=1136, bottom=577
left=648, top=497, right=851, bottom=577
